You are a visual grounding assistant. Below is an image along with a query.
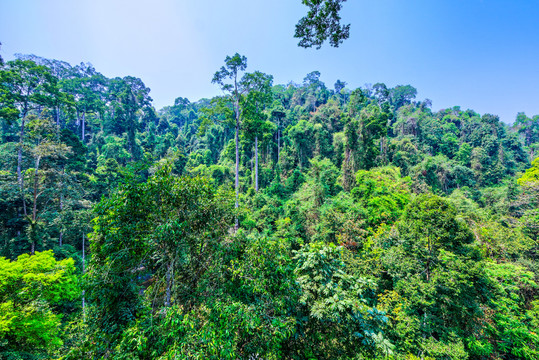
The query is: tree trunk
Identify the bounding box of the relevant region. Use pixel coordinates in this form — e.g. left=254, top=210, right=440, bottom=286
left=255, top=136, right=259, bottom=192
left=32, top=157, right=40, bottom=224
left=18, top=115, right=27, bottom=216
left=82, top=232, right=85, bottom=275
left=233, top=71, right=240, bottom=231
left=277, top=121, right=281, bottom=164
left=82, top=111, right=86, bottom=144
left=234, top=120, right=239, bottom=231
left=59, top=167, right=64, bottom=247
left=82, top=233, right=86, bottom=319
left=30, top=156, right=41, bottom=255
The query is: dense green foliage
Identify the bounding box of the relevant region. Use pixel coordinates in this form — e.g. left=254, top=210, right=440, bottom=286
left=295, top=0, right=350, bottom=48
left=1, top=53, right=539, bottom=359
left=0, top=251, right=79, bottom=358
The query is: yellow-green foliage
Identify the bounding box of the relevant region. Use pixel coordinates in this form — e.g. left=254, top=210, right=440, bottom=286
left=0, top=251, right=79, bottom=353
left=352, top=166, right=411, bottom=227
left=518, top=157, right=539, bottom=185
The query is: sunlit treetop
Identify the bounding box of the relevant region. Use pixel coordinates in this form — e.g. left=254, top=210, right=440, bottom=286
left=518, top=157, right=539, bottom=185
left=295, top=0, right=350, bottom=49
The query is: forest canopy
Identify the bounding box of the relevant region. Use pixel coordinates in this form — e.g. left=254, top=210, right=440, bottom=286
left=0, top=52, right=538, bottom=359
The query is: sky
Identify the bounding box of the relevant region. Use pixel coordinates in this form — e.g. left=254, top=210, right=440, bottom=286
left=1, top=0, right=539, bottom=123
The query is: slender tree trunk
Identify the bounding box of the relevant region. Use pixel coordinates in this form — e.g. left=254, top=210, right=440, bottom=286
left=82, top=111, right=86, bottom=144
left=277, top=125, right=280, bottom=164
left=59, top=168, right=64, bottom=247
left=82, top=233, right=86, bottom=319
left=233, top=72, right=240, bottom=231
left=31, top=156, right=41, bottom=255
left=32, top=157, right=40, bottom=223
left=82, top=233, right=85, bottom=276
left=18, top=114, right=27, bottom=216
left=234, top=119, right=239, bottom=231
left=255, top=136, right=259, bottom=192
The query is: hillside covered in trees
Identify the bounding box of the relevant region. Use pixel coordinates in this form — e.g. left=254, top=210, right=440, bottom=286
left=1, top=53, right=539, bottom=359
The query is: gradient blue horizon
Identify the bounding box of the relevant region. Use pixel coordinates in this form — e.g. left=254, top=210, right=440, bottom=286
left=1, top=0, right=538, bottom=124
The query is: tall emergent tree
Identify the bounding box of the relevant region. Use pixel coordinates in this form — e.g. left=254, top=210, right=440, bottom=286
left=212, top=54, right=272, bottom=227
left=0, top=59, right=59, bottom=217
left=241, top=71, right=274, bottom=192
left=270, top=100, right=286, bottom=164
left=212, top=54, right=246, bottom=229
left=25, top=115, right=71, bottom=254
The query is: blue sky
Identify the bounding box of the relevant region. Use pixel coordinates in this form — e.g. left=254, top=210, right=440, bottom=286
left=1, top=0, right=538, bottom=123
